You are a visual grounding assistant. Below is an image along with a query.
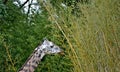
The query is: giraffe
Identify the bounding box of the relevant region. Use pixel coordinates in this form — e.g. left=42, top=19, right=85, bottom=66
left=18, top=38, right=63, bottom=72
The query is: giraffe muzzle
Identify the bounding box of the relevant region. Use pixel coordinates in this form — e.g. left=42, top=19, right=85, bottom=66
left=58, top=51, right=65, bottom=55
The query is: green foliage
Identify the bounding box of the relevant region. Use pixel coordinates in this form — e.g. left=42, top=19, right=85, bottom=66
left=0, top=1, right=72, bottom=72
left=0, top=2, right=7, bottom=18
left=42, top=0, right=120, bottom=72
left=1, top=0, right=119, bottom=72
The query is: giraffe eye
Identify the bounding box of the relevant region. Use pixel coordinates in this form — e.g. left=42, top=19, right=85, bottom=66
left=50, top=45, right=54, bottom=48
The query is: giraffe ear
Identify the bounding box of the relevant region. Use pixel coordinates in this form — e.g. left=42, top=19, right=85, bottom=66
left=42, top=37, right=48, bottom=42
left=42, top=38, right=49, bottom=45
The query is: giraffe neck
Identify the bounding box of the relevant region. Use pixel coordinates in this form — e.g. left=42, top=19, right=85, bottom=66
left=18, top=46, right=45, bottom=72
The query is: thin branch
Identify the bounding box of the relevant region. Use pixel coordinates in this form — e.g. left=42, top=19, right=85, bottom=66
left=27, top=0, right=33, bottom=15
left=20, top=0, right=29, bottom=9
left=4, top=42, right=16, bottom=72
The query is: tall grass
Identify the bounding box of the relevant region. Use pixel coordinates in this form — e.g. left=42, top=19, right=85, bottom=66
left=42, top=0, right=120, bottom=72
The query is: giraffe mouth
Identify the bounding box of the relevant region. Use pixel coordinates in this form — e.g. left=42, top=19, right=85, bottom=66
left=58, top=51, right=65, bottom=55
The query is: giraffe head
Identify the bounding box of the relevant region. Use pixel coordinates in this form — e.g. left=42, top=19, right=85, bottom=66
left=41, top=38, right=63, bottom=54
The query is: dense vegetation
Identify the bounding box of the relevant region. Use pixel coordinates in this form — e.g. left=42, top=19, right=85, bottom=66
left=0, top=0, right=120, bottom=72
